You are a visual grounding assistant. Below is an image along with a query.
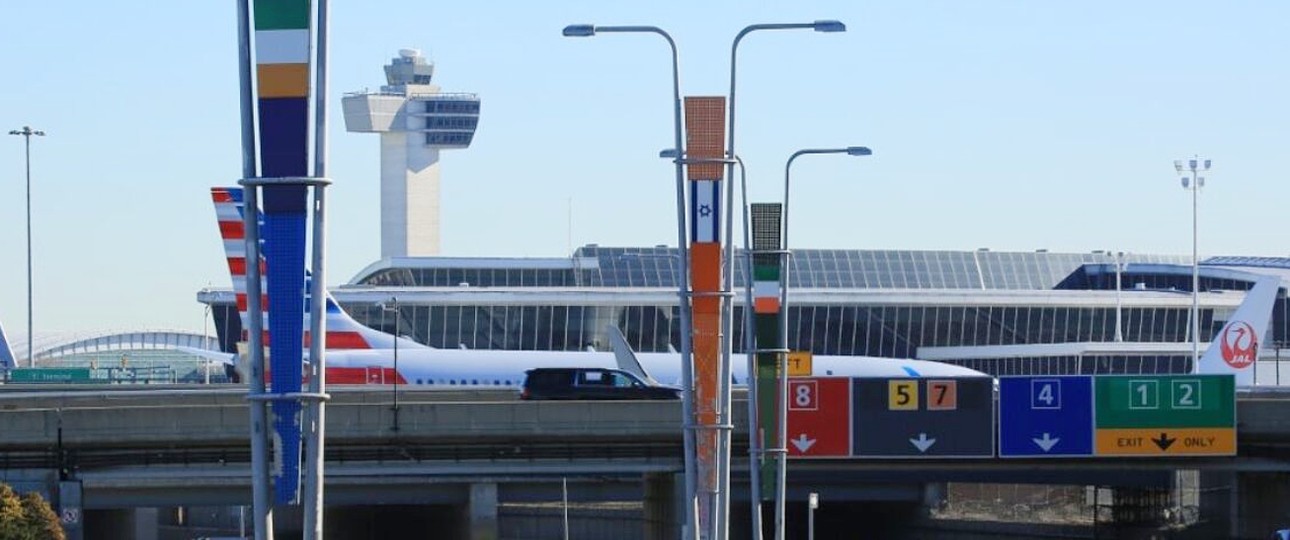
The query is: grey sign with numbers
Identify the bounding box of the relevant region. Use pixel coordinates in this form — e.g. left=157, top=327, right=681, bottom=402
left=850, top=377, right=994, bottom=458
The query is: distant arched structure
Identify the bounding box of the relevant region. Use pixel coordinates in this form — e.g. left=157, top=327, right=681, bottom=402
left=35, top=330, right=220, bottom=360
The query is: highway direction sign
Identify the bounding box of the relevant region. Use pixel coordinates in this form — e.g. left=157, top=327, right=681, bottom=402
left=851, top=377, right=994, bottom=458
left=998, top=376, right=1094, bottom=458
left=1094, top=374, right=1236, bottom=456
left=786, top=377, right=851, bottom=458
left=10, top=367, right=93, bottom=383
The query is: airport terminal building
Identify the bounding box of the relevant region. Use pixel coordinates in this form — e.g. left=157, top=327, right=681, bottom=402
left=198, top=246, right=1290, bottom=383
left=190, top=50, right=1290, bottom=384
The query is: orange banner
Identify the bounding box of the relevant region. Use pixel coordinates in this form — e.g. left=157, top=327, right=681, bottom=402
left=683, top=96, right=726, bottom=181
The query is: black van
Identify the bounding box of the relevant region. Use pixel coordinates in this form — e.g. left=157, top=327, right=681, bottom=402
left=520, top=367, right=681, bottom=401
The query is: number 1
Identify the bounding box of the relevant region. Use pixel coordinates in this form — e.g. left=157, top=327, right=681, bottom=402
left=1128, top=380, right=1158, bottom=410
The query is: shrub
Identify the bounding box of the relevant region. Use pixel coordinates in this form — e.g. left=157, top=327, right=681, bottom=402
left=0, top=483, right=65, bottom=540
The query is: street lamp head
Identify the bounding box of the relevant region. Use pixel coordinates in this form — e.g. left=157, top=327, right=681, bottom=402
left=812, top=20, right=846, bottom=32
left=1173, top=160, right=1184, bottom=173
left=658, top=148, right=681, bottom=159
left=1203, top=159, right=1212, bottom=170
left=1189, top=159, right=1198, bottom=170
left=7, top=130, right=19, bottom=136
left=562, top=24, right=596, bottom=37
left=845, top=146, right=872, bottom=156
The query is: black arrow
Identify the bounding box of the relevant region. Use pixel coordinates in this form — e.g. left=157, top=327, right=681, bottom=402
left=1152, top=432, right=1176, bottom=451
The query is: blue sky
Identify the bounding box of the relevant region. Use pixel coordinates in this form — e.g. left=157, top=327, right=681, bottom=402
left=2, top=1, right=1289, bottom=335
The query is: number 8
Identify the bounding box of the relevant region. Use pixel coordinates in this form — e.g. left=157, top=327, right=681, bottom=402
left=795, top=384, right=812, bottom=407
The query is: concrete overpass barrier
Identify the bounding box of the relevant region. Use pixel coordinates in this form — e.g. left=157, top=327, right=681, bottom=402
left=0, top=398, right=687, bottom=450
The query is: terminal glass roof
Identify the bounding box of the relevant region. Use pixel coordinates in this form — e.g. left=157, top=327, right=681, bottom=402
left=355, top=245, right=1194, bottom=290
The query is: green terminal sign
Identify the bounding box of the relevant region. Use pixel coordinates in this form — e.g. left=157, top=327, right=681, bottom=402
left=9, top=368, right=93, bottom=383
left=1093, top=374, right=1235, bottom=456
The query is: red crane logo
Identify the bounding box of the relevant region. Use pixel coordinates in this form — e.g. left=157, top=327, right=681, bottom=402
left=1220, top=321, right=1258, bottom=369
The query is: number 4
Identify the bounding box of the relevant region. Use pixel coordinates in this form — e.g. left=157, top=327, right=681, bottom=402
left=1031, top=379, right=1061, bottom=410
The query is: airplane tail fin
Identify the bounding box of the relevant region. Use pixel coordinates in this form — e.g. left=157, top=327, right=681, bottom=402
left=211, top=187, right=425, bottom=352
left=0, top=319, right=16, bottom=369
left=1195, top=275, right=1280, bottom=385
left=606, top=325, right=660, bottom=385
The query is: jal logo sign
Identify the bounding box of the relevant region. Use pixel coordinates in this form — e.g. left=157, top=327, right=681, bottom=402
left=1220, top=321, right=1257, bottom=369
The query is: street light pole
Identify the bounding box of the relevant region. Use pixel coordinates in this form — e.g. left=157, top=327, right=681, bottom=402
left=564, top=24, right=699, bottom=540
left=808, top=492, right=818, bottom=540
left=726, top=23, right=843, bottom=540
left=9, top=126, right=45, bottom=368
left=1175, top=157, right=1210, bottom=366
left=204, top=303, right=213, bottom=384
left=1114, top=251, right=1125, bottom=343
left=384, top=297, right=401, bottom=432
left=779, top=146, right=871, bottom=540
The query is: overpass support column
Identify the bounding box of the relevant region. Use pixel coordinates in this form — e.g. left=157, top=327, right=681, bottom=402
left=469, top=482, right=498, bottom=540
left=643, top=472, right=680, bottom=540
left=1232, top=472, right=1290, bottom=539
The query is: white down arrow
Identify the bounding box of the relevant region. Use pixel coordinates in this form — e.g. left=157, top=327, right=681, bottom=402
left=791, top=434, right=816, bottom=453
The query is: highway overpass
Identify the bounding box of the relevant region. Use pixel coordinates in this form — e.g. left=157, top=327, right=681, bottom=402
left=2, top=386, right=1289, bottom=538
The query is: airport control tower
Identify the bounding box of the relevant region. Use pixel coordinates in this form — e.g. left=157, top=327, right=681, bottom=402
left=342, top=49, right=480, bottom=257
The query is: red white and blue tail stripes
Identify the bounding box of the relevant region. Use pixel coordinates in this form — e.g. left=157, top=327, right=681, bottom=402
left=211, top=187, right=419, bottom=351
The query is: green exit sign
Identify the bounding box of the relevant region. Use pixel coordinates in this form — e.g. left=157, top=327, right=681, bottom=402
left=9, top=368, right=93, bottom=383
left=1095, top=374, right=1234, bottom=429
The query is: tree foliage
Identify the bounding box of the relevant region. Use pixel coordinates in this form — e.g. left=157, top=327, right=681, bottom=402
left=19, top=492, right=64, bottom=540
left=0, top=483, right=65, bottom=540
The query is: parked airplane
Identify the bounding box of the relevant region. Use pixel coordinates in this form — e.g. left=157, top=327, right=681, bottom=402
left=0, top=319, right=15, bottom=369
left=1193, top=275, right=1281, bottom=386
left=211, top=187, right=988, bottom=387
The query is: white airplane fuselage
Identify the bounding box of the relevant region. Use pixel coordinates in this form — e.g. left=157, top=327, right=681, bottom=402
left=304, top=347, right=987, bottom=387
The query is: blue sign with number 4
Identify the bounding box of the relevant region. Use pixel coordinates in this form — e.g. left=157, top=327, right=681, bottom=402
left=999, top=376, right=1094, bottom=457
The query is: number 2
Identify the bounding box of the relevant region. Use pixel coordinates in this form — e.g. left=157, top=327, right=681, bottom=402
left=1171, top=380, right=1201, bottom=409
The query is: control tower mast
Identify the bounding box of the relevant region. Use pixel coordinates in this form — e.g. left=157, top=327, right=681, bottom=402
left=342, top=49, right=481, bottom=257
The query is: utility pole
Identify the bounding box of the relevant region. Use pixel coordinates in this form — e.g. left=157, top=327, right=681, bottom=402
left=1174, top=157, right=1211, bottom=365
left=9, top=126, right=45, bottom=367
